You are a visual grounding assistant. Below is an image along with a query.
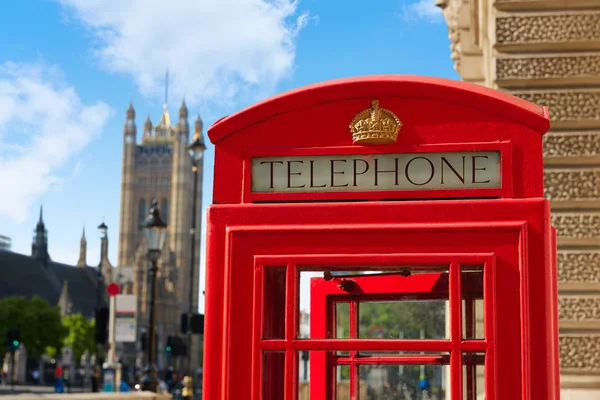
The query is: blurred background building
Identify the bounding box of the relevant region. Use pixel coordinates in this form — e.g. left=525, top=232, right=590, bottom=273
left=112, top=101, right=205, bottom=372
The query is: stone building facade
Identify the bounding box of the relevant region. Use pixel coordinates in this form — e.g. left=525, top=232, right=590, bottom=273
left=437, top=0, right=600, bottom=397
left=114, top=101, right=205, bottom=371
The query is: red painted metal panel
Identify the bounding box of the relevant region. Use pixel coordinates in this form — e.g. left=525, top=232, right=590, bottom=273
left=208, top=76, right=549, bottom=204
left=202, top=199, right=557, bottom=400
left=203, top=76, right=557, bottom=400
left=208, top=75, right=548, bottom=144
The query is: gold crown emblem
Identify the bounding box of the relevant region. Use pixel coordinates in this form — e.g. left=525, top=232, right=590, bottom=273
left=349, top=100, right=402, bottom=144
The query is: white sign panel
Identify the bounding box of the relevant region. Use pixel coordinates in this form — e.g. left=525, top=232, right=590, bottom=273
left=116, top=294, right=136, bottom=314
left=252, top=151, right=502, bottom=193
left=62, top=347, right=73, bottom=366
left=115, top=317, right=137, bottom=343
left=251, top=151, right=501, bottom=193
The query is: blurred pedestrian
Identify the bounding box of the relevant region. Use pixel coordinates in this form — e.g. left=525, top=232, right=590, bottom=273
left=32, top=369, right=40, bottom=384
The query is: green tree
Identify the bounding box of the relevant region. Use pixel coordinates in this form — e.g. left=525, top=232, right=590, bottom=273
left=0, top=296, right=67, bottom=359
left=62, top=313, right=96, bottom=361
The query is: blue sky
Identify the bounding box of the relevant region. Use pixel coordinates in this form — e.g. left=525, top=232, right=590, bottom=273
left=0, top=0, right=458, bottom=310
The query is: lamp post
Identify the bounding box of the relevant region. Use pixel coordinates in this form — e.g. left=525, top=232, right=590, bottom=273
left=140, top=200, right=167, bottom=393
left=186, top=124, right=206, bottom=389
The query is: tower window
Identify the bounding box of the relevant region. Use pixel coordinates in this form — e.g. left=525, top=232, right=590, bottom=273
left=138, top=199, right=146, bottom=231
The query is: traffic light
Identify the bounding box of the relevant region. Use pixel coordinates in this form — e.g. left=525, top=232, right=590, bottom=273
left=190, top=314, right=204, bottom=334
left=166, top=336, right=174, bottom=354
left=6, top=329, right=20, bottom=351
left=166, top=335, right=186, bottom=356
left=94, top=307, right=109, bottom=345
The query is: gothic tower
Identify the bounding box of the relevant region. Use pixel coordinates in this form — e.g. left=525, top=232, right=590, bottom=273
left=117, top=99, right=205, bottom=370
left=31, top=206, right=50, bottom=265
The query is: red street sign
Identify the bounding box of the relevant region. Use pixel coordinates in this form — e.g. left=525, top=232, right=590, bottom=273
left=107, top=283, right=120, bottom=297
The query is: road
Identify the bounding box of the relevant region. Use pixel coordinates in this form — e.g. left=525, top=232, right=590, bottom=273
left=0, top=384, right=87, bottom=396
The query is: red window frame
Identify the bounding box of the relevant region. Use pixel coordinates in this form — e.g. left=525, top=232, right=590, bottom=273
left=252, top=253, right=496, bottom=400
left=310, top=255, right=493, bottom=400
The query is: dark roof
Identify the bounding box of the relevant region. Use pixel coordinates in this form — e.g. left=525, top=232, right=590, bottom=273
left=0, top=251, right=105, bottom=319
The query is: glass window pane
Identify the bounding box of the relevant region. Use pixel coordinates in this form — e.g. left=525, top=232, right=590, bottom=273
left=462, top=266, right=485, bottom=340
left=264, top=267, right=286, bottom=339
left=301, top=266, right=449, bottom=340
left=263, top=351, right=285, bottom=400
left=358, top=299, right=448, bottom=340
left=336, top=302, right=350, bottom=356
left=335, top=364, right=361, bottom=400
left=462, top=352, right=485, bottom=400
left=358, top=364, right=447, bottom=399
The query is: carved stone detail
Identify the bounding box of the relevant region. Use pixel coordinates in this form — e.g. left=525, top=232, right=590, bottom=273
left=552, top=214, right=600, bottom=239
left=544, top=170, right=600, bottom=201
left=543, top=133, right=600, bottom=158
left=496, top=14, right=600, bottom=45
left=497, top=56, right=600, bottom=80
left=560, top=336, right=600, bottom=370
left=515, top=92, right=600, bottom=122
left=438, top=0, right=463, bottom=72
left=559, top=297, right=600, bottom=320
left=558, top=252, right=600, bottom=283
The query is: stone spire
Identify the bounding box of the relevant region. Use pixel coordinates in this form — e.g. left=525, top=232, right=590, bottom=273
left=126, top=103, right=135, bottom=120
left=144, top=116, right=153, bottom=135
left=179, top=100, right=188, bottom=120
left=32, top=205, right=50, bottom=265
left=77, top=227, right=87, bottom=267
left=195, top=114, right=204, bottom=135
left=58, top=280, right=72, bottom=317
left=124, top=103, right=137, bottom=141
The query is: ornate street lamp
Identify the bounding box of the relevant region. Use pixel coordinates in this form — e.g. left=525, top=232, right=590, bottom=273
left=140, top=200, right=167, bottom=393
left=185, top=119, right=206, bottom=393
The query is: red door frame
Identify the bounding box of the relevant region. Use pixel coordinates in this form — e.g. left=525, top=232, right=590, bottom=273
left=202, top=198, right=555, bottom=400
left=309, top=256, right=491, bottom=400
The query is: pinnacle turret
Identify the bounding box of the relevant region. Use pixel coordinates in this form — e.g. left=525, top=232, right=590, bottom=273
left=179, top=100, right=188, bottom=119
left=126, top=103, right=135, bottom=120
left=32, top=205, right=50, bottom=265
left=195, top=114, right=203, bottom=134
left=144, top=116, right=153, bottom=133
left=37, top=205, right=44, bottom=230
left=77, top=226, right=87, bottom=268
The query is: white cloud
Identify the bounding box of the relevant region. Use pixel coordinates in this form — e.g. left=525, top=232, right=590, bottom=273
left=0, top=61, right=112, bottom=223
left=401, top=0, right=444, bottom=23
left=56, top=0, right=311, bottom=109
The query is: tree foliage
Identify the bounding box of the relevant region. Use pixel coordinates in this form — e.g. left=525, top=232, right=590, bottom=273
left=0, top=296, right=67, bottom=359
left=62, top=313, right=96, bottom=361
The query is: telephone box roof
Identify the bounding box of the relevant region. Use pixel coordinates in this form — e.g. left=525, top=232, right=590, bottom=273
left=208, top=75, right=550, bottom=144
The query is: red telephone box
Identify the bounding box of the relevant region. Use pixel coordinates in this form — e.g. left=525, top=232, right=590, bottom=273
left=203, top=75, right=559, bottom=400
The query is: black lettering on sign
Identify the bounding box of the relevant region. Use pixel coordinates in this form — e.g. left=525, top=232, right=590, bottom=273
left=310, top=160, right=326, bottom=188
left=405, top=157, right=435, bottom=186
left=353, top=159, right=369, bottom=187
left=330, top=160, right=348, bottom=187
left=286, top=160, right=305, bottom=189
left=374, top=158, right=399, bottom=187
left=260, top=161, right=284, bottom=189
left=441, top=156, right=465, bottom=184
left=472, top=156, right=490, bottom=184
